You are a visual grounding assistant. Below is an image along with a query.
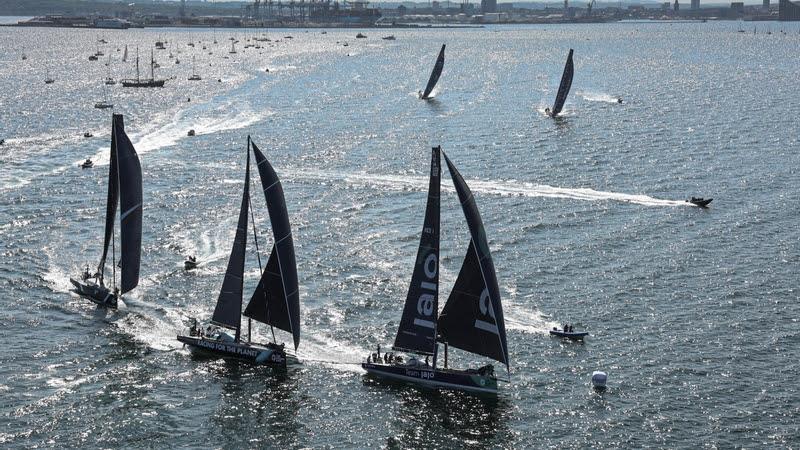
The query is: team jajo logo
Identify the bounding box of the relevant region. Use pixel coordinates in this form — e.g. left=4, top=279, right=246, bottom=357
left=475, top=288, right=499, bottom=335
left=415, top=253, right=437, bottom=329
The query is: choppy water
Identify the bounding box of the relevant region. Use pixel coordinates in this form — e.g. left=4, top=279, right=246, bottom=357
left=1, top=22, right=798, bottom=447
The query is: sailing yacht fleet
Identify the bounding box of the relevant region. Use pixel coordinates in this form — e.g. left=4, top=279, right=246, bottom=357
left=65, top=37, right=589, bottom=395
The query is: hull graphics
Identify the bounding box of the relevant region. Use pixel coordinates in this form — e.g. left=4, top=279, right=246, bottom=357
left=362, top=362, right=498, bottom=394
left=69, top=278, right=117, bottom=308
left=177, top=335, right=287, bottom=367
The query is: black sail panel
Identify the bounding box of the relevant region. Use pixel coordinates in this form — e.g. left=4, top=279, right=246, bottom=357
left=98, top=118, right=119, bottom=279
left=439, top=152, right=509, bottom=369
left=113, top=115, right=143, bottom=294
left=393, top=147, right=441, bottom=356
left=244, top=246, right=292, bottom=336
left=247, top=141, right=300, bottom=350
left=212, top=149, right=251, bottom=333
left=551, top=49, right=574, bottom=117
left=421, top=44, right=446, bottom=100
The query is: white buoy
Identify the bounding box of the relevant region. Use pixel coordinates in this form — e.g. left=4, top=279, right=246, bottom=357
left=592, top=371, right=607, bottom=390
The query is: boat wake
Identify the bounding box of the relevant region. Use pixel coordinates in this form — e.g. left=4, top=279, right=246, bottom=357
left=295, top=333, right=369, bottom=373
left=291, top=169, right=689, bottom=207
left=504, top=298, right=560, bottom=334
left=577, top=90, right=621, bottom=103
left=83, top=102, right=272, bottom=167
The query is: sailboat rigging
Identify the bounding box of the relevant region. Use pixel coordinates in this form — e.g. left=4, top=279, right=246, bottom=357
left=70, top=114, right=142, bottom=308
left=188, top=56, right=201, bottom=81
left=546, top=49, right=574, bottom=118
left=419, top=44, right=445, bottom=100
left=121, top=48, right=165, bottom=88
left=362, top=146, right=510, bottom=394
left=176, top=137, right=300, bottom=366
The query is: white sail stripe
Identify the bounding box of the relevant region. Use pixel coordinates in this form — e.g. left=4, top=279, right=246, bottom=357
left=120, top=203, right=142, bottom=221
left=261, top=180, right=280, bottom=192
left=275, top=232, right=292, bottom=244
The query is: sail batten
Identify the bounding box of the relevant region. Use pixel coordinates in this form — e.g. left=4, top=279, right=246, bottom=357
left=212, top=148, right=251, bottom=334
left=243, top=142, right=300, bottom=350
left=392, top=147, right=441, bottom=356
left=550, top=49, right=574, bottom=117
left=113, top=114, right=143, bottom=294
left=437, top=151, right=509, bottom=371
left=421, top=44, right=445, bottom=100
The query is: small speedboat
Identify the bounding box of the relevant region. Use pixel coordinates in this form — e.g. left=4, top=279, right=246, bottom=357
left=687, top=197, right=712, bottom=208
left=184, top=257, right=198, bottom=270
left=80, top=159, right=94, bottom=169
left=382, top=35, right=396, bottom=40
left=83, top=132, right=93, bottom=138
left=356, top=33, right=367, bottom=39
left=187, top=129, right=196, bottom=136
left=88, top=55, right=98, bottom=61
left=549, top=328, right=589, bottom=340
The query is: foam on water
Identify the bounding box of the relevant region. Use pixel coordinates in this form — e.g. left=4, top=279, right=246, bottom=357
left=577, top=90, right=621, bottom=103
left=291, top=169, right=688, bottom=207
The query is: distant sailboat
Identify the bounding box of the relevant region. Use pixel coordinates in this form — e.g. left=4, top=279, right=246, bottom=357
left=44, top=68, right=55, bottom=84
left=121, top=48, right=165, bottom=88
left=229, top=42, right=237, bottom=54
left=419, top=44, right=445, bottom=100
left=104, top=54, right=116, bottom=85
left=362, top=146, right=510, bottom=394
left=176, top=137, right=300, bottom=367
left=70, top=114, right=142, bottom=308
left=188, top=56, right=201, bottom=81
left=122, top=45, right=128, bottom=62
left=95, top=78, right=114, bottom=109
left=546, top=49, right=574, bottom=118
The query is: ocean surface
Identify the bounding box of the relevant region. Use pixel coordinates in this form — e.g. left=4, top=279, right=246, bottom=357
left=0, top=22, right=798, bottom=448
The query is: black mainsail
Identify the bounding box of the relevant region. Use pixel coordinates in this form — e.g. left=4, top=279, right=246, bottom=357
left=550, top=49, right=574, bottom=117
left=114, top=115, right=142, bottom=293
left=243, top=141, right=301, bottom=351
left=437, top=151, right=509, bottom=372
left=420, top=44, right=446, bottom=100
left=97, top=122, right=120, bottom=283
left=212, top=148, right=251, bottom=338
left=393, top=147, right=441, bottom=356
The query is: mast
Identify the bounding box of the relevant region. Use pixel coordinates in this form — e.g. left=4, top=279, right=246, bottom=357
left=135, top=48, right=140, bottom=82
left=150, top=50, right=155, bottom=80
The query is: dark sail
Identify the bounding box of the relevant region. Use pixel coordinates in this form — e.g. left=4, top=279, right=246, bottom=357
left=392, top=147, right=440, bottom=356
left=243, top=141, right=300, bottom=350
left=550, top=49, right=574, bottom=117
left=420, top=44, right=445, bottom=100
left=438, top=152, right=509, bottom=370
left=113, top=114, right=143, bottom=294
left=212, top=148, right=251, bottom=335
left=97, top=119, right=120, bottom=281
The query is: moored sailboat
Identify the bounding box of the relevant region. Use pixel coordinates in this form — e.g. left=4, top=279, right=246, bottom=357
left=70, top=114, right=142, bottom=308
left=177, top=137, right=300, bottom=367
left=419, top=44, right=445, bottom=100
left=362, top=146, right=510, bottom=394
left=546, top=49, right=574, bottom=118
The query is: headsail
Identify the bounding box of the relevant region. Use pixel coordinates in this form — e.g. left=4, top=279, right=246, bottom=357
left=97, top=118, right=120, bottom=281
left=212, top=147, right=251, bottom=336
left=243, top=141, right=301, bottom=350
left=393, top=147, right=441, bottom=356
left=437, top=151, right=509, bottom=371
left=420, top=44, right=445, bottom=100
left=113, top=114, right=142, bottom=294
left=550, top=49, right=574, bottom=117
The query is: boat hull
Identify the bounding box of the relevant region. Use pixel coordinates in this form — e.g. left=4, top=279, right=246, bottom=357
left=177, top=335, right=287, bottom=367
left=69, top=278, right=117, bottom=308
left=362, top=362, right=498, bottom=394
left=549, top=330, right=588, bottom=340
left=121, top=80, right=165, bottom=88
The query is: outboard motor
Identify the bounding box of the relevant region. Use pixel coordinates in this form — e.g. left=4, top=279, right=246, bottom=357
left=592, top=371, right=607, bottom=390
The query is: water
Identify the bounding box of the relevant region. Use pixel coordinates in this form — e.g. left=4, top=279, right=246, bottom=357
left=1, top=23, right=799, bottom=447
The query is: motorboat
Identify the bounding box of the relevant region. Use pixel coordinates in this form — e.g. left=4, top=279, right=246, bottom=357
left=687, top=197, right=712, bottom=208
left=80, top=159, right=94, bottom=169
left=549, top=327, right=589, bottom=340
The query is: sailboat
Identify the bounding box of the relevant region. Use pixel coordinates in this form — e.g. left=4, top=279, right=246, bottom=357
left=44, top=68, right=55, bottom=84
left=229, top=42, right=237, bottom=54
left=104, top=54, right=116, bottom=85
left=188, top=56, right=201, bottom=81
left=122, top=45, right=128, bottom=62
left=121, top=48, right=165, bottom=88
left=177, top=137, right=300, bottom=367
left=95, top=78, right=114, bottom=109
left=70, top=114, right=142, bottom=309
left=419, top=44, right=445, bottom=100
left=362, top=146, right=510, bottom=395
left=546, top=49, right=574, bottom=118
